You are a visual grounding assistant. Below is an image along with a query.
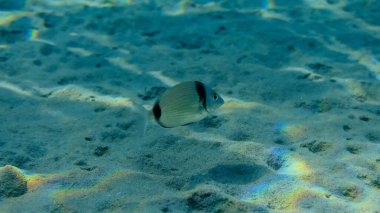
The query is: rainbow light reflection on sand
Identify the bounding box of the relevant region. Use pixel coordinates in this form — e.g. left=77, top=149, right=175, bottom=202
left=51, top=170, right=135, bottom=210
left=165, top=0, right=218, bottom=16
left=274, top=121, right=305, bottom=140
left=261, top=0, right=276, bottom=9
left=240, top=175, right=333, bottom=210
left=0, top=165, right=62, bottom=192
left=26, top=29, right=39, bottom=40
left=240, top=147, right=333, bottom=210
left=268, top=147, right=312, bottom=178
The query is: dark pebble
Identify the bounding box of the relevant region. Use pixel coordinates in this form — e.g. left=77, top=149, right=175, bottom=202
left=343, top=125, right=351, bottom=132
left=307, top=63, right=333, bottom=74
left=339, top=185, right=361, bottom=199
left=297, top=73, right=311, bottom=79
left=186, top=189, right=229, bottom=211
left=94, top=146, right=109, bottom=156
left=80, top=166, right=97, bottom=171
left=359, top=116, right=370, bottom=121
left=274, top=138, right=286, bottom=145
left=57, top=76, right=78, bottom=85
left=365, top=132, right=379, bottom=142
left=33, top=59, right=42, bottom=66
left=371, top=176, right=380, bottom=189
left=346, top=145, right=360, bottom=154
left=300, top=140, right=331, bottom=153
left=84, top=136, right=94, bottom=141
left=94, top=107, right=106, bottom=112
left=74, top=160, right=87, bottom=166
left=0, top=56, right=8, bottom=62
left=267, top=152, right=285, bottom=170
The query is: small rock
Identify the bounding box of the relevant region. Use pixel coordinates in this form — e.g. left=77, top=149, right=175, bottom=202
left=346, top=145, right=360, bottom=154
left=342, top=125, right=351, bottom=132
left=80, top=166, right=97, bottom=171
left=338, top=185, right=361, bottom=200
left=267, top=152, right=286, bottom=170
left=186, top=189, right=229, bottom=211
left=307, top=63, right=333, bottom=74
left=0, top=165, right=28, bottom=198
left=371, top=176, right=380, bottom=189
left=33, top=59, right=42, bottom=66
left=300, top=140, right=331, bottom=153
left=274, top=138, right=286, bottom=145
left=84, top=136, right=94, bottom=141
left=365, top=132, right=379, bottom=142
left=359, top=115, right=370, bottom=122
left=296, top=73, right=311, bottom=80
left=94, top=146, right=109, bottom=157
left=74, top=160, right=87, bottom=166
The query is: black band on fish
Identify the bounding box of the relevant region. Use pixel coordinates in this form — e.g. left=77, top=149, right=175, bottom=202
left=195, top=81, right=207, bottom=111
left=152, top=101, right=162, bottom=120
left=152, top=101, right=170, bottom=128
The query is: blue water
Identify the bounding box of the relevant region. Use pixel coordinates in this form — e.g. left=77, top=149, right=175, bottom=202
left=0, top=0, right=379, bottom=212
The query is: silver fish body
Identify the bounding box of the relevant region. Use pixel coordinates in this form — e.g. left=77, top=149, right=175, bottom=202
left=152, top=81, right=224, bottom=128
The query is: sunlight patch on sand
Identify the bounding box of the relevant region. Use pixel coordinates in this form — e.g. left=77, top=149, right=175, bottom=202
left=282, top=66, right=325, bottom=81
left=0, top=12, right=30, bottom=26
left=304, top=0, right=380, bottom=37
left=0, top=81, right=33, bottom=96
left=164, top=0, right=221, bottom=16
left=259, top=9, right=290, bottom=22
left=67, top=47, right=94, bottom=57
left=80, top=31, right=117, bottom=48
left=220, top=96, right=271, bottom=111
left=148, top=71, right=178, bottom=87
left=107, top=57, right=143, bottom=74
left=240, top=175, right=336, bottom=211
left=47, top=85, right=135, bottom=108
left=323, top=38, right=380, bottom=80
left=30, top=38, right=56, bottom=46
left=38, top=0, right=131, bottom=8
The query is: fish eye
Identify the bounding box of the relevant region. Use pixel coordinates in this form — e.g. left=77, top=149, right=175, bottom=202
left=213, top=94, right=218, bottom=100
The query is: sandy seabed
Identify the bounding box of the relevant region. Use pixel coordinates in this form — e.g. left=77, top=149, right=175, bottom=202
left=0, top=0, right=380, bottom=212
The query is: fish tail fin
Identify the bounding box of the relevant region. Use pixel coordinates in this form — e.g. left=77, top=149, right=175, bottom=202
left=131, top=102, right=151, bottom=137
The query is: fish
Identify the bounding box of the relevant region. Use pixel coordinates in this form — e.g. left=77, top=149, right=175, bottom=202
left=151, top=81, right=224, bottom=128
